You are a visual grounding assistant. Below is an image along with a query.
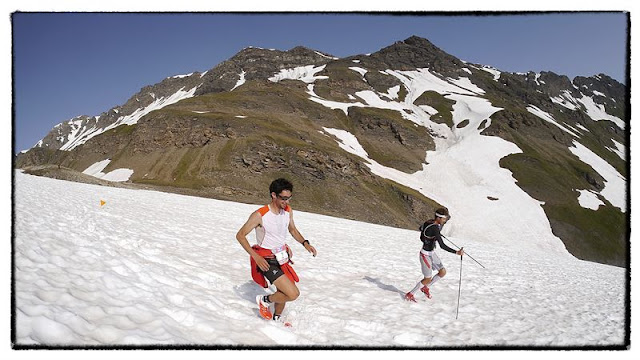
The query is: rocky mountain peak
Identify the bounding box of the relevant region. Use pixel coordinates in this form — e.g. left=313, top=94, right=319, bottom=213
left=573, top=73, right=626, bottom=98
left=287, top=45, right=333, bottom=58
left=194, top=43, right=334, bottom=97
left=572, top=73, right=626, bottom=121
left=402, top=35, right=438, bottom=48
left=369, top=35, right=464, bottom=75
left=534, top=71, right=579, bottom=97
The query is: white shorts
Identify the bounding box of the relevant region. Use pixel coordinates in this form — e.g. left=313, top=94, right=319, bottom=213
left=420, top=250, right=444, bottom=278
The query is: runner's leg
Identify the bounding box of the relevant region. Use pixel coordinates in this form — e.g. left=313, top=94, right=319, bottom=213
left=269, top=275, right=300, bottom=315
left=427, top=254, right=446, bottom=287
left=418, top=252, right=433, bottom=288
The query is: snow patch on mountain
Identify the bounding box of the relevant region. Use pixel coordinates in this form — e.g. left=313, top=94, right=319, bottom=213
left=549, top=90, right=624, bottom=130
left=57, top=119, right=99, bottom=151
left=56, top=86, right=199, bottom=151
left=576, top=94, right=625, bottom=129
left=447, top=94, right=501, bottom=138
left=171, top=73, right=194, bottom=79
left=306, top=84, right=365, bottom=115
left=550, top=91, right=580, bottom=111
left=348, top=67, right=367, bottom=76
left=269, top=65, right=328, bottom=84
left=445, top=77, right=485, bottom=95
left=526, top=105, right=581, bottom=138
left=479, top=65, right=501, bottom=81
left=575, top=123, right=590, bottom=133
left=309, top=73, right=437, bottom=135
left=568, top=141, right=626, bottom=212
left=382, top=85, right=401, bottom=100
left=322, top=128, right=370, bottom=159
left=384, top=68, right=479, bottom=99
left=576, top=189, right=604, bottom=210
left=82, top=159, right=134, bottom=182
left=534, top=73, right=543, bottom=86
left=607, top=139, right=625, bottom=160
left=113, top=86, right=198, bottom=128
left=314, top=51, right=338, bottom=60
left=354, top=90, right=408, bottom=114
left=231, top=70, right=246, bottom=91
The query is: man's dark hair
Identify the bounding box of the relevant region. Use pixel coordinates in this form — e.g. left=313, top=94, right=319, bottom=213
left=269, top=178, right=293, bottom=196
left=435, top=207, right=450, bottom=218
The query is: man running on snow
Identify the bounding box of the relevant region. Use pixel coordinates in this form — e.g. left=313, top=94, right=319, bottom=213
left=236, top=178, right=317, bottom=324
left=405, top=207, right=463, bottom=302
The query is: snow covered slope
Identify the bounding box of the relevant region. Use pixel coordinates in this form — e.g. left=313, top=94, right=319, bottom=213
left=292, top=67, right=570, bottom=254
left=14, top=172, right=626, bottom=347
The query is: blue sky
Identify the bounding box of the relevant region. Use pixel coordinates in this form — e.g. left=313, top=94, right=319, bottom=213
left=13, top=12, right=628, bottom=153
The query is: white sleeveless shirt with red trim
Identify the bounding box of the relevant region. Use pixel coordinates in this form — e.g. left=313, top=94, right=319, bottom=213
left=255, top=204, right=291, bottom=250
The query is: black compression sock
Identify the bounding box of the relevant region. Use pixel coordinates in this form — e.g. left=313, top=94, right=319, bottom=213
left=263, top=295, right=271, bottom=303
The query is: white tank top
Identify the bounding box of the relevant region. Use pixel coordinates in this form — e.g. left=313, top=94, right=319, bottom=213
left=255, top=204, right=291, bottom=250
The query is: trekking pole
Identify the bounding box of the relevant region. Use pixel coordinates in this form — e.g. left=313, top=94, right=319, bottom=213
left=441, top=234, right=486, bottom=269
left=456, top=254, right=462, bottom=319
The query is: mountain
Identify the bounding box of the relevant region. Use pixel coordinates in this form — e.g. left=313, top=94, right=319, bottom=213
left=15, top=36, right=628, bottom=267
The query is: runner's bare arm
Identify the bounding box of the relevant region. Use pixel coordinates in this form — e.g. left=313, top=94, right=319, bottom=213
left=236, top=211, right=270, bottom=271
left=288, top=210, right=317, bottom=257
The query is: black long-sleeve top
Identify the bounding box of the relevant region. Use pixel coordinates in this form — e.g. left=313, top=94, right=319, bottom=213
left=420, top=220, right=456, bottom=254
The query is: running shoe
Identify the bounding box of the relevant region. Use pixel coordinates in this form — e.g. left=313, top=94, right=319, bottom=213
left=256, top=295, right=273, bottom=320
left=273, top=314, right=292, bottom=327
left=421, top=286, right=432, bottom=299
left=404, top=292, right=417, bottom=302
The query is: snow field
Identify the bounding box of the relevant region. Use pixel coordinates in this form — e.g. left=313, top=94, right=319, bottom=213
left=14, top=172, right=626, bottom=347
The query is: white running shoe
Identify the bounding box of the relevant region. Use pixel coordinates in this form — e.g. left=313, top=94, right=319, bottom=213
left=272, top=314, right=292, bottom=327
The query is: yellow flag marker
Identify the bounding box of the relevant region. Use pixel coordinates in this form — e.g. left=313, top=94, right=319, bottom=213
left=100, top=200, right=106, bottom=207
